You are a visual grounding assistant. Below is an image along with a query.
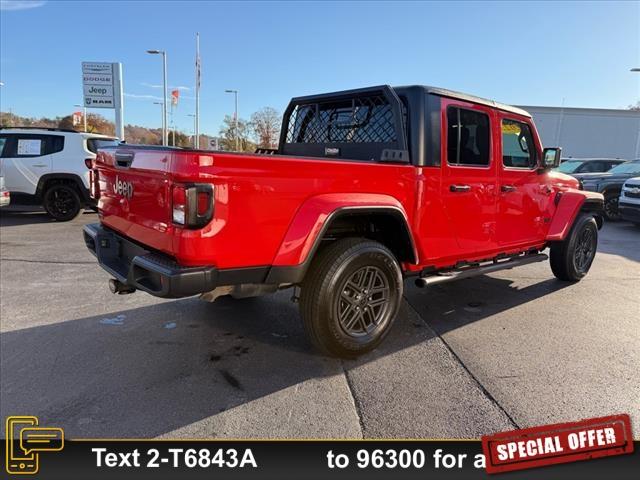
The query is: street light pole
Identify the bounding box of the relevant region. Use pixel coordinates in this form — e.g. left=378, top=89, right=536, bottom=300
left=225, top=89, right=239, bottom=151
left=74, top=103, right=87, bottom=132
left=147, top=49, right=168, bottom=146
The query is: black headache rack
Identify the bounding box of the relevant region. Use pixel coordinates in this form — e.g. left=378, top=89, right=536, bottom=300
left=278, top=85, right=409, bottom=163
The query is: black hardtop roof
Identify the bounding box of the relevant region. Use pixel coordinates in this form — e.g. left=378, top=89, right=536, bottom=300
left=287, top=84, right=530, bottom=118
left=396, top=85, right=531, bottom=118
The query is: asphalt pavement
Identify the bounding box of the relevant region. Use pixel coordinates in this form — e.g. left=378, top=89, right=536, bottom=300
left=1, top=207, right=638, bottom=439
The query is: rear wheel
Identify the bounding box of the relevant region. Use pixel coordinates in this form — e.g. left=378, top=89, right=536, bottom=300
left=299, top=238, right=402, bottom=358
left=603, top=193, right=620, bottom=221
left=43, top=184, right=82, bottom=222
left=550, top=214, right=598, bottom=281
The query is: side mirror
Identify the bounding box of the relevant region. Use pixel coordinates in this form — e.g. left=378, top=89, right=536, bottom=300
left=541, top=147, right=562, bottom=169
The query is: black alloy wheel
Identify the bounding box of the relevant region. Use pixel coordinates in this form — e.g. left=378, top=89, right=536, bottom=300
left=603, top=194, right=620, bottom=221
left=43, top=185, right=82, bottom=221
left=337, top=266, right=392, bottom=338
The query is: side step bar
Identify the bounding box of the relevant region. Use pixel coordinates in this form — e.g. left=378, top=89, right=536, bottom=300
left=415, top=253, right=548, bottom=288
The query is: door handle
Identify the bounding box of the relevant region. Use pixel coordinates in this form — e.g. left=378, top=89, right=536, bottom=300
left=449, top=184, right=471, bottom=193
left=501, top=184, right=517, bottom=193
left=32, top=163, right=48, bottom=168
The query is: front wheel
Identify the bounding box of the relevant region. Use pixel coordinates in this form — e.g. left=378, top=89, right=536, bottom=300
left=550, top=214, right=598, bottom=281
left=299, top=238, right=403, bottom=358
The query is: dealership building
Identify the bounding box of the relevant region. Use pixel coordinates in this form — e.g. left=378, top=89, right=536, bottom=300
left=517, top=105, right=640, bottom=160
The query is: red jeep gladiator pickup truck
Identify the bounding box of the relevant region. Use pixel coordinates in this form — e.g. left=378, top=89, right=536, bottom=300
left=84, top=85, right=603, bottom=357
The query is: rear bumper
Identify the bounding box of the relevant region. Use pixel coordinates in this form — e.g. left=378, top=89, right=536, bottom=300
left=83, top=223, right=218, bottom=298
left=619, top=202, right=640, bottom=223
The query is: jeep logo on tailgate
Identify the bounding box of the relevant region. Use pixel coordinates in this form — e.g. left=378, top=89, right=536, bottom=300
left=113, top=176, right=134, bottom=199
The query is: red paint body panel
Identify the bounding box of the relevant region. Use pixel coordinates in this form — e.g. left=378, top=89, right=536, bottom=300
left=97, top=150, right=416, bottom=268
left=272, top=193, right=410, bottom=266
left=93, top=99, right=601, bottom=276
left=546, top=190, right=604, bottom=241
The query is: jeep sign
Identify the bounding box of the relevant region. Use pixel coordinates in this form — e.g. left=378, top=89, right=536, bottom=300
left=82, top=62, right=116, bottom=108
left=82, top=61, right=124, bottom=140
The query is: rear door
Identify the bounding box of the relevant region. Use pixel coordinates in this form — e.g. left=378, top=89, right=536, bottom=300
left=1, top=134, right=61, bottom=194
left=440, top=99, right=498, bottom=256
left=496, top=114, right=551, bottom=247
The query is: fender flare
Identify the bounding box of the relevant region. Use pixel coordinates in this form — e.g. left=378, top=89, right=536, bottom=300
left=36, top=173, right=91, bottom=203
left=546, top=190, right=604, bottom=242
left=265, top=193, right=417, bottom=284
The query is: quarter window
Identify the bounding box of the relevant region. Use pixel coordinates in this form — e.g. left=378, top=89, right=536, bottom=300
left=501, top=119, right=537, bottom=168
left=87, top=138, right=119, bottom=153
left=446, top=107, right=490, bottom=166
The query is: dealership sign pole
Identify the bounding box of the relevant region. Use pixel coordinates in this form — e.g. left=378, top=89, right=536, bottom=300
left=82, top=62, right=125, bottom=141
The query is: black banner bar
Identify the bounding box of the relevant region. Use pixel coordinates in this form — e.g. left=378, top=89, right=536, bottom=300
left=2, top=440, right=638, bottom=479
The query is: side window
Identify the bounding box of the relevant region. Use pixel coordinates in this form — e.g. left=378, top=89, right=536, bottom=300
left=0, top=136, right=7, bottom=157
left=446, top=106, right=490, bottom=166
left=45, top=135, right=64, bottom=155
left=581, top=161, right=603, bottom=173
left=501, top=119, right=537, bottom=169
left=5, top=134, right=64, bottom=157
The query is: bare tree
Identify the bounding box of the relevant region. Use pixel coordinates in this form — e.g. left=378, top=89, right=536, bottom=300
left=218, top=115, right=256, bottom=152
left=628, top=101, right=640, bottom=111
left=250, top=107, right=281, bottom=148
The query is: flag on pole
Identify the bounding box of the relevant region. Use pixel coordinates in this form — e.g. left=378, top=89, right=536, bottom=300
left=171, top=89, right=179, bottom=106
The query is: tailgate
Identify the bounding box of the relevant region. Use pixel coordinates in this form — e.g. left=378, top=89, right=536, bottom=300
left=95, top=147, right=174, bottom=254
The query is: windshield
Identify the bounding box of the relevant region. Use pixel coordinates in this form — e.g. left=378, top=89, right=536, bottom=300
left=608, top=162, right=640, bottom=175
left=87, top=138, right=119, bottom=154
left=556, top=160, right=583, bottom=173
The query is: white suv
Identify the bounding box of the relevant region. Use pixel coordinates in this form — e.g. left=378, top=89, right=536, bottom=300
left=0, top=128, right=118, bottom=221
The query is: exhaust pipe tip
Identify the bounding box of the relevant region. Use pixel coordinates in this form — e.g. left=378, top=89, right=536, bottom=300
left=109, top=278, right=136, bottom=295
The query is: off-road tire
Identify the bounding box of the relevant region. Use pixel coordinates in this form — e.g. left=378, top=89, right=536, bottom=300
left=299, top=238, right=402, bottom=358
left=43, top=184, right=82, bottom=222
left=550, top=214, right=598, bottom=282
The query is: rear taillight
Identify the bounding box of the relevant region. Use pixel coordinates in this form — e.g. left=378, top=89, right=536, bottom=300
left=172, top=183, right=214, bottom=229
left=89, top=170, right=100, bottom=199
left=172, top=185, right=187, bottom=225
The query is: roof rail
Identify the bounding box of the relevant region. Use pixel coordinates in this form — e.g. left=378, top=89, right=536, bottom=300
left=0, top=126, right=79, bottom=133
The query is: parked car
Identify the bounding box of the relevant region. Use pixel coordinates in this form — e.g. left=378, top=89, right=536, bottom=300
left=556, top=158, right=626, bottom=175
left=84, top=85, right=603, bottom=358
left=618, top=176, right=640, bottom=227
left=0, top=128, right=119, bottom=221
left=0, top=175, right=9, bottom=207
left=575, top=159, right=640, bottom=220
